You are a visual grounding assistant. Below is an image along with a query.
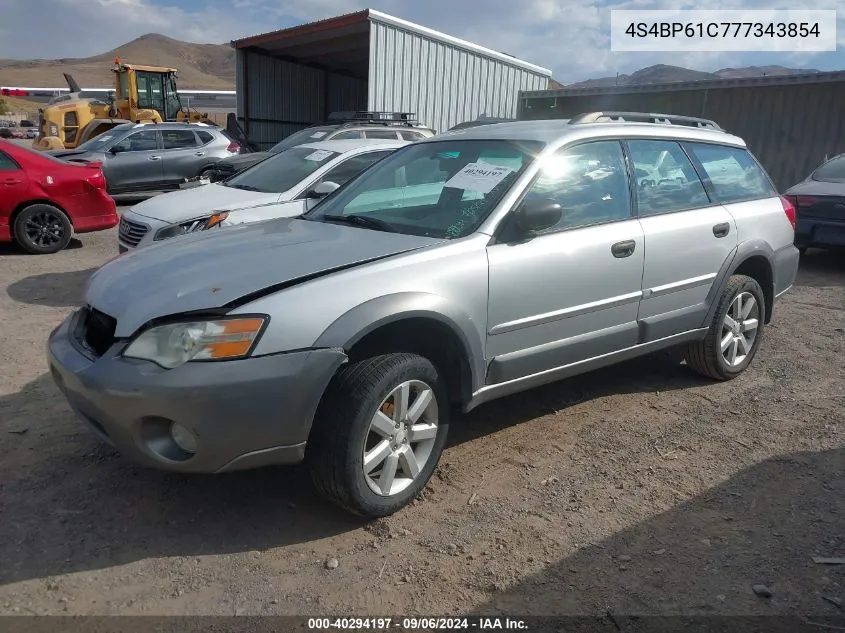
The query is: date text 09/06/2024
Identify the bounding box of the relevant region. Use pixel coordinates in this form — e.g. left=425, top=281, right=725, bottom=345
left=307, top=617, right=529, bottom=630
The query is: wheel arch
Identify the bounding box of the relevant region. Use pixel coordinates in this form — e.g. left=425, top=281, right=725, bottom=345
left=10, top=199, right=73, bottom=240
left=704, top=240, right=776, bottom=327
left=313, top=293, right=486, bottom=406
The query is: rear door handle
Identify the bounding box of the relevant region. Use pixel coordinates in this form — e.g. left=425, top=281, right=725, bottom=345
left=713, top=222, right=730, bottom=238
left=148, top=155, right=162, bottom=161
left=194, top=151, right=206, bottom=156
left=611, top=240, right=636, bottom=258
left=2, top=178, right=21, bottom=184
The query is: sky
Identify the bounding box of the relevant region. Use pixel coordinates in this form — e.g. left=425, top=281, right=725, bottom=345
left=0, top=0, right=842, bottom=82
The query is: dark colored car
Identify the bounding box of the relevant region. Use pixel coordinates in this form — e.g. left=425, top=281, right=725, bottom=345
left=204, top=111, right=434, bottom=182
left=0, top=139, right=118, bottom=254
left=448, top=117, right=516, bottom=131
left=784, top=154, right=845, bottom=253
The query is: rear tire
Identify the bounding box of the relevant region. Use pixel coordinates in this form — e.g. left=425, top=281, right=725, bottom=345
left=686, top=274, right=765, bottom=380
left=307, top=353, right=450, bottom=517
left=13, top=204, right=72, bottom=255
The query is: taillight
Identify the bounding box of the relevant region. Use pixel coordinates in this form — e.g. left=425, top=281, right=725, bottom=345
left=226, top=141, right=240, bottom=153
left=86, top=169, right=106, bottom=189
left=780, top=195, right=796, bottom=230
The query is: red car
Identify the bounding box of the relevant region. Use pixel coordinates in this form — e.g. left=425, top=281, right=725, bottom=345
left=0, top=139, right=118, bottom=254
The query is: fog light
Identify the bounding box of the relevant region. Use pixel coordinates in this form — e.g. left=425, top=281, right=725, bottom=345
left=170, top=422, right=197, bottom=454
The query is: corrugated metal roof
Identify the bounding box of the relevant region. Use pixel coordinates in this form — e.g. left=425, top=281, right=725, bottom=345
left=523, top=70, right=845, bottom=98
left=232, top=9, right=551, bottom=77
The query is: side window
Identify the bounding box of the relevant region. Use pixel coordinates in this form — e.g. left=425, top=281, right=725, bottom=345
left=627, top=140, right=710, bottom=216
left=111, top=129, right=159, bottom=153
left=399, top=131, right=424, bottom=141
left=332, top=130, right=363, bottom=140
left=364, top=129, right=400, bottom=139
left=319, top=151, right=393, bottom=186
left=196, top=130, right=215, bottom=145
left=685, top=142, right=775, bottom=203
left=161, top=130, right=199, bottom=149
left=0, top=151, right=19, bottom=170
left=522, top=140, right=631, bottom=231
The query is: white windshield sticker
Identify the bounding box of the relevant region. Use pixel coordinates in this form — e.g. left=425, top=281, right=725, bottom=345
left=96, top=135, right=114, bottom=144
left=444, top=162, right=515, bottom=194
left=310, top=131, right=328, bottom=139
left=304, top=149, right=333, bottom=162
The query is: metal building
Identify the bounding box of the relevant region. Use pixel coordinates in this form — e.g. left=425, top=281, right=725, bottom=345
left=232, top=9, right=550, bottom=148
left=518, top=72, right=845, bottom=191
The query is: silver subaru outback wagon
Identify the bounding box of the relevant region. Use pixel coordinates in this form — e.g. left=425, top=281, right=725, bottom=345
left=47, top=112, right=800, bottom=517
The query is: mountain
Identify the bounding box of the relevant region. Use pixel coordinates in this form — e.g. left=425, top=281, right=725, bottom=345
left=567, top=63, right=822, bottom=89
left=0, top=34, right=235, bottom=89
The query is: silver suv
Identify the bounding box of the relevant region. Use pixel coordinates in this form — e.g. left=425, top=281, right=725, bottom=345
left=47, top=112, right=799, bottom=517
left=50, top=122, right=240, bottom=195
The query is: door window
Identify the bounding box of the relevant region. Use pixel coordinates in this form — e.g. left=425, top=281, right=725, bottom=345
left=685, top=142, right=775, bottom=203
left=318, top=151, right=393, bottom=187
left=0, top=151, right=20, bottom=170
left=112, top=129, right=158, bottom=153
left=161, top=130, right=198, bottom=149
left=522, top=140, right=631, bottom=231
left=135, top=71, right=165, bottom=114
left=196, top=130, right=215, bottom=145
left=364, top=129, right=400, bottom=139
left=627, top=140, right=710, bottom=216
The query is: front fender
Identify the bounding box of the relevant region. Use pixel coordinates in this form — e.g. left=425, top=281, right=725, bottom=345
left=313, top=292, right=487, bottom=394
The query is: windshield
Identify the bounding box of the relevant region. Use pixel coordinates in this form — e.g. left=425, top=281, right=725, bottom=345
left=811, top=155, right=845, bottom=183
left=305, top=139, right=544, bottom=238
left=270, top=127, right=337, bottom=153
left=222, top=145, right=340, bottom=193
left=76, top=131, right=124, bottom=152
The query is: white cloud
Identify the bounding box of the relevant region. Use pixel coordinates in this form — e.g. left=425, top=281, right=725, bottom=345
left=0, top=0, right=842, bottom=82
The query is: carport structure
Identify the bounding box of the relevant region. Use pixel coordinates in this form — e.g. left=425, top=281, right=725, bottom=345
left=232, top=9, right=550, bottom=148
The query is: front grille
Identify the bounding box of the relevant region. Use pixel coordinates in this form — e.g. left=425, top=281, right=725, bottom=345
left=118, top=217, right=149, bottom=247
left=76, top=307, right=117, bottom=357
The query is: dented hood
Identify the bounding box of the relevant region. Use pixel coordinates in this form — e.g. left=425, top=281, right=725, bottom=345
left=85, top=218, right=443, bottom=337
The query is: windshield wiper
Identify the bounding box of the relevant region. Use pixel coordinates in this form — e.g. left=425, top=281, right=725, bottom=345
left=225, top=183, right=262, bottom=192
left=322, top=214, right=397, bottom=233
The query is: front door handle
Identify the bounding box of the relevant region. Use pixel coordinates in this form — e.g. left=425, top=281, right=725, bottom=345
left=194, top=151, right=206, bottom=156
left=713, top=222, right=731, bottom=238
left=611, top=240, right=636, bottom=258
left=148, top=155, right=162, bottom=161
left=2, top=178, right=21, bottom=185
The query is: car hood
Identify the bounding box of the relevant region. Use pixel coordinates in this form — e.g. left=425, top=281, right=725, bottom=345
left=214, top=152, right=272, bottom=169
left=784, top=179, right=845, bottom=196
left=129, top=183, right=282, bottom=223
left=85, top=217, right=444, bottom=337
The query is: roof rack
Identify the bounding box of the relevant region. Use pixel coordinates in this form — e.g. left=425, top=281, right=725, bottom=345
left=568, top=111, right=723, bottom=131
left=324, top=110, right=419, bottom=127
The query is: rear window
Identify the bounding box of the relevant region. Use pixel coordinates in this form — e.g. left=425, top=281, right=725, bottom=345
left=811, top=155, right=845, bottom=183
left=685, top=143, right=775, bottom=203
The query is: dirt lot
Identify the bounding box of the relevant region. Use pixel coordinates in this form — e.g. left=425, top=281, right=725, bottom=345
left=0, top=217, right=843, bottom=620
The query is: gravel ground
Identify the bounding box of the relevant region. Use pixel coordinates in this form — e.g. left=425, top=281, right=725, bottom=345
left=0, top=214, right=843, bottom=619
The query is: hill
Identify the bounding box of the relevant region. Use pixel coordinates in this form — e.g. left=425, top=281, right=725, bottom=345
left=0, top=34, right=235, bottom=89
left=567, top=63, right=822, bottom=88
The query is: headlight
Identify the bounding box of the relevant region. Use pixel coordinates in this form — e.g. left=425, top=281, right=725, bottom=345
left=123, top=316, right=267, bottom=368
left=154, top=212, right=229, bottom=241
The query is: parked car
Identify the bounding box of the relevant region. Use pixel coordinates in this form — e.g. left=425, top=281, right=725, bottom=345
left=0, top=128, right=11, bottom=139
left=448, top=117, right=516, bottom=131
left=25, top=127, right=38, bottom=139
left=784, top=153, right=845, bottom=253
left=47, top=113, right=798, bottom=516
left=11, top=129, right=24, bottom=139
left=203, top=111, right=434, bottom=182
left=18, top=119, right=35, bottom=128
left=0, top=139, right=117, bottom=254
left=48, top=122, right=240, bottom=195
left=117, top=138, right=407, bottom=251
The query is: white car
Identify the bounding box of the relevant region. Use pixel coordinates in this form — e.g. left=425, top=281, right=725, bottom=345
left=117, top=138, right=408, bottom=251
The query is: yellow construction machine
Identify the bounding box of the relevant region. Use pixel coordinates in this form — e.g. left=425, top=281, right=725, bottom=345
left=34, top=58, right=215, bottom=150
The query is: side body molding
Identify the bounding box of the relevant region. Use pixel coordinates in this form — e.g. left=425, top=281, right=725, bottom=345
left=313, top=292, right=487, bottom=398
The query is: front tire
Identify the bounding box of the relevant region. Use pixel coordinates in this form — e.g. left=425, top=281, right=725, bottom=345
left=686, top=274, right=765, bottom=380
left=13, top=204, right=72, bottom=254
left=307, top=353, right=450, bottom=517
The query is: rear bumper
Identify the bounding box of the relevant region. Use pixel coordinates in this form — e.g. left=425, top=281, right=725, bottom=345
left=795, top=217, right=845, bottom=248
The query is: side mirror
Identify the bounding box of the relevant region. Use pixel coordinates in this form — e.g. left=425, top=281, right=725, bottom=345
left=515, top=198, right=562, bottom=235
left=108, top=146, right=121, bottom=155
left=307, top=180, right=340, bottom=199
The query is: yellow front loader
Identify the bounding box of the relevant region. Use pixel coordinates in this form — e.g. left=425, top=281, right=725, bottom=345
left=34, top=58, right=214, bottom=150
